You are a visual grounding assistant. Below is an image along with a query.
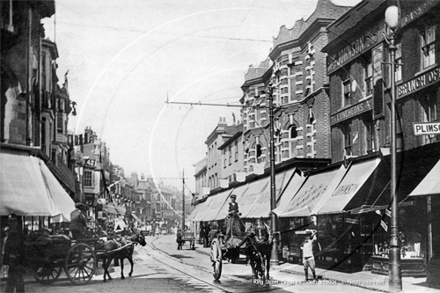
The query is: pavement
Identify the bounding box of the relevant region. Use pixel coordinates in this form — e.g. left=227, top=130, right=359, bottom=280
left=150, top=234, right=440, bottom=293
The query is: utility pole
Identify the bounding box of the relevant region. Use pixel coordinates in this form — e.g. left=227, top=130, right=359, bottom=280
left=268, top=82, right=279, bottom=266
left=182, top=169, right=185, bottom=232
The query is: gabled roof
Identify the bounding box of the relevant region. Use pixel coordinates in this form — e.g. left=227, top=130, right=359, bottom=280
left=272, top=0, right=352, bottom=50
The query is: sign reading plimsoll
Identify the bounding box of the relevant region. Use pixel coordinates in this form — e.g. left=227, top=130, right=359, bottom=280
left=413, top=122, right=440, bottom=136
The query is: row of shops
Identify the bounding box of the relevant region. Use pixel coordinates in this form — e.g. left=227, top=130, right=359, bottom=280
left=188, top=143, right=440, bottom=276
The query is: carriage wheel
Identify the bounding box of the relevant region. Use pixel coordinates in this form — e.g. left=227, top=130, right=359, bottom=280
left=33, top=263, right=62, bottom=284
left=210, top=239, right=223, bottom=280
left=65, top=243, right=96, bottom=285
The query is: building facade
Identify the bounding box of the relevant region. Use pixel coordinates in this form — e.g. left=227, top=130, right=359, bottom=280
left=322, top=0, right=440, bottom=275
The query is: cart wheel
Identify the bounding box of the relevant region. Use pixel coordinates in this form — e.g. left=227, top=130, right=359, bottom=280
left=210, top=239, right=222, bottom=280
left=65, top=243, right=96, bottom=285
left=33, top=264, right=62, bottom=285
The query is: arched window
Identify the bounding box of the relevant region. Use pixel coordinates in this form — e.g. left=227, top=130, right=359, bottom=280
left=289, top=126, right=298, bottom=139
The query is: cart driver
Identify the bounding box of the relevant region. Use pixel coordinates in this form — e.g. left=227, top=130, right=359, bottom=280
left=225, top=194, right=242, bottom=242
left=70, top=202, right=88, bottom=240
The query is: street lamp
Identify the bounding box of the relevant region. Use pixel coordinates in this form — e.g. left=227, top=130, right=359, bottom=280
left=268, top=80, right=279, bottom=266
left=385, top=5, right=402, bottom=292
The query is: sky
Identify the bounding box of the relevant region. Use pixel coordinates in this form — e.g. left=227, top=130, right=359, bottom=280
left=42, top=0, right=360, bottom=194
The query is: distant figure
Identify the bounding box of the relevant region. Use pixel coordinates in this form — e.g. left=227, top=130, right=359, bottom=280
left=176, top=229, right=184, bottom=250
left=301, top=230, right=317, bottom=281
left=3, top=214, right=25, bottom=292
left=70, top=202, right=88, bottom=240
left=203, top=223, right=211, bottom=247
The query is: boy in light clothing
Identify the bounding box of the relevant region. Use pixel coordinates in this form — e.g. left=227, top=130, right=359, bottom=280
left=301, top=229, right=317, bottom=281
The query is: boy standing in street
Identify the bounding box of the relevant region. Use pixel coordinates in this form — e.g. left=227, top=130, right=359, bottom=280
left=301, top=229, right=317, bottom=281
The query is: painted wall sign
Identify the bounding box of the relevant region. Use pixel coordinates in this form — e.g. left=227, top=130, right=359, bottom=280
left=327, top=25, right=380, bottom=73
left=397, top=66, right=440, bottom=99
left=413, top=122, right=440, bottom=136
left=331, top=99, right=372, bottom=125
left=401, top=0, right=439, bottom=28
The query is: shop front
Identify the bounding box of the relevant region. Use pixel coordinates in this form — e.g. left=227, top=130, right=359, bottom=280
left=274, top=163, right=349, bottom=264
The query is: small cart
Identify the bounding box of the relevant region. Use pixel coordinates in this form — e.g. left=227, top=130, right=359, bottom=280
left=176, top=230, right=195, bottom=250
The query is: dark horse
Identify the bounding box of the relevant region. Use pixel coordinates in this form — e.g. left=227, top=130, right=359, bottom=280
left=97, top=232, right=147, bottom=282
left=239, top=221, right=273, bottom=282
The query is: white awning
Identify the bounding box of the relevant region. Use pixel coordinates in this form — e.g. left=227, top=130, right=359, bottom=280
left=202, top=189, right=234, bottom=222
left=0, top=152, right=75, bottom=219
left=317, top=158, right=381, bottom=215
left=244, top=169, right=295, bottom=218
left=409, top=160, right=440, bottom=197
left=275, top=164, right=349, bottom=217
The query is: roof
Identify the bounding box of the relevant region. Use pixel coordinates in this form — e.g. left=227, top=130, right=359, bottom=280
left=272, top=0, right=352, bottom=50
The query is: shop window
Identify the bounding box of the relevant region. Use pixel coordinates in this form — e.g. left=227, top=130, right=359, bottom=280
left=421, top=25, right=436, bottom=69
left=342, top=79, right=351, bottom=107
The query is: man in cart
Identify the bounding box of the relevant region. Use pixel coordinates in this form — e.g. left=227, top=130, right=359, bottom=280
left=69, top=202, right=89, bottom=240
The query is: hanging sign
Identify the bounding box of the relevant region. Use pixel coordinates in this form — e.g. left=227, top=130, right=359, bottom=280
left=380, top=220, right=388, bottom=232
left=385, top=209, right=391, bottom=218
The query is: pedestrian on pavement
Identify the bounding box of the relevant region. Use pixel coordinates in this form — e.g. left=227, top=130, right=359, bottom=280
left=301, top=229, right=317, bottom=281
left=3, top=214, right=25, bottom=293
left=69, top=202, right=88, bottom=240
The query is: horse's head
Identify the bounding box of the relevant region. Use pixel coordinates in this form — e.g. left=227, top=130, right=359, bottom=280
left=254, top=222, right=271, bottom=243
left=130, top=232, right=146, bottom=246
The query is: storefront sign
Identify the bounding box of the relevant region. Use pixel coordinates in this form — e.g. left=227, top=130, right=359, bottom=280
left=413, top=122, right=440, bottom=136
left=397, top=66, right=440, bottom=99
left=331, top=99, right=372, bottom=125
left=401, top=0, right=438, bottom=28
left=328, top=25, right=380, bottom=73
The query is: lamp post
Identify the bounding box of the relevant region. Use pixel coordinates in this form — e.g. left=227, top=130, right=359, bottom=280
left=268, top=80, right=279, bottom=266
left=385, top=5, right=402, bottom=292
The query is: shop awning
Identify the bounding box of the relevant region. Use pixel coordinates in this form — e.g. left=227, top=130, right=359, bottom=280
left=236, top=179, right=269, bottom=218
left=0, top=152, right=75, bottom=219
left=213, top=184, right=249, bottom=221
left=317, top=158, right=382, bottom=215
left=192, top=196, right=215, bottom=222
left=131, top=213, right=143, bottom=224
left=275, top=164, right=349, bottom=218
left=187, top=201, right=203, bottom=221
left=274, top=169, right=306, bottom=214
left=409, top=159, right=440, bottom=197
left=244, top=169, right=296, bottom=218
left=202, top=189, right=234, bottom=222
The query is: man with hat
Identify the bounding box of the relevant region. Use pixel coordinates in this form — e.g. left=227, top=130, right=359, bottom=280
left=3, top=214, right=25, bottom=292
left=70, top=202, right=88, bottom=240
left=225, top=194, right=241, bottom=243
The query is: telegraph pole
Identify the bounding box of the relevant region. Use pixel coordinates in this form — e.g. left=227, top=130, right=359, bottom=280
left=182, top=169, right=185, bottom=232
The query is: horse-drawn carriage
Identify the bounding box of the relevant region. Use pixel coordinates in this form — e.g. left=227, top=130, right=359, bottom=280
left=210, top=216, right=273, bottom=282
left=24, top=230, right=146, bottom=285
